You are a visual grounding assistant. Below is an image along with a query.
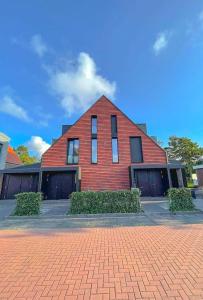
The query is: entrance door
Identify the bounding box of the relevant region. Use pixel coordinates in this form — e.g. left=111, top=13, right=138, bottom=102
left=135, top=169, right=166, bottom=197
left=42, top=171, right=76, bottom=200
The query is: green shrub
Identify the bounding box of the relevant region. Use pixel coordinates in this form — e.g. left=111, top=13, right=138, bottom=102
left=14, top=192, right=42, bottom=216
left=70, top=189, right=141, bottom=214
left=167, top=188, right=195, bottom=212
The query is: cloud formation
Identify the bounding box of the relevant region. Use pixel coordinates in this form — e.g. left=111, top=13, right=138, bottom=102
left=48, top=52, right=116, bottom=115
left=27, top=136, right=50, bottom=157
left=153, top=32, right=169, bottom=55
left=0, top=96, right=31, bottom=122
left=30, top=34, right=47, bottom=57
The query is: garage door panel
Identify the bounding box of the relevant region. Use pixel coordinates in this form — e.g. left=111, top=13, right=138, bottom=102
left=1, top=174, right=39, bottom=199
left=42, top=172, right=76, bottom=200
left=135, top=169, right=167, bottom=197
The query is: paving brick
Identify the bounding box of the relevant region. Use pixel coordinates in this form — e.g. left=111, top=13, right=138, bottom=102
left=0, top=225, right=202, bottom=300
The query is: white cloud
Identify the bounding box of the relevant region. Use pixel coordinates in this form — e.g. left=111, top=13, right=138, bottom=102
left=27, top=136, right=50, bottom=157
left=48, top=52, right=116, bottom=115
left=0, top=96, right=31, bottom=122
left=153, top=32, right=170, bottom=55
left=30, top=34, right=47, bottom=57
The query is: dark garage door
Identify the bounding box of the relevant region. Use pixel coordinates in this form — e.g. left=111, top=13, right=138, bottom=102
left=42, top=171, right=76, bottom=200
left=134, top=169, right=169, bottom=197
left=1, top=173, right=39, bottom=199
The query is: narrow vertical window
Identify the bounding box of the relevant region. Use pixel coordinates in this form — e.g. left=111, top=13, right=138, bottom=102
left=91, top=116, right=97, bottom=135
left=130, top=137, right=143, bottom=163
left=111, top=115, right=119, bottom=163
left=67, top=139, right=79, bottom=164
left=91, top=116, right=98, bottom=163
left=91, top=139, right=97, bottom=164
left=112, top=138, right=119, bottom=163
left=111, top=115, right=117, bottom=137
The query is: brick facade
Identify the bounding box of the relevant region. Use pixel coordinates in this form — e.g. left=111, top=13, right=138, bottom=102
left=42, top=96, right=167, bottom=191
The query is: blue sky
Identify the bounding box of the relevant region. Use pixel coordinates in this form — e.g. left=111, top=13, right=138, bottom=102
left=0, top=1, right=203, bottom=156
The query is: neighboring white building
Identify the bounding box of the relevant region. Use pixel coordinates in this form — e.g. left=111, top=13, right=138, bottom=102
left=0, top=132, right=10, bottom=170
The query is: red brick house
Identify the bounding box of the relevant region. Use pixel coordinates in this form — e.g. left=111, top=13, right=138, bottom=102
left=0, top=96, right=185, bottom=199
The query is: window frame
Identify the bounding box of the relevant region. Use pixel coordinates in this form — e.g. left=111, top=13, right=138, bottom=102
left=111, top=115, right=119, bottom=163
left=67, top=138, right=80, bottom=165
left=111, top=137, right=119, bottom=163
left=91, top=115, right=98, bottom=164
left=91, top=115, right=97, bottom=138
left=91, top=138, right=98, bottom=164
left=111, top=115, right=118, bottom=138
left=130, top=136, right=143, bottom=163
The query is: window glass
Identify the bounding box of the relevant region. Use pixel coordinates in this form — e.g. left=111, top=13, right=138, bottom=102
left=67, top=139, right=79, bottom=164
left=111, top=115, right=117, bottom=137
left=91, top=116, right=97, bottom=135
left=91, top=138, right=97, bottom=163
left=130, top=137, right=143, bottom=163
left=112, top=138, right=119, bottom=163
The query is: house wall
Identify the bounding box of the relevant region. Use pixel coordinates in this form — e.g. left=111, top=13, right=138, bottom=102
left=0, top=142, right=9, bottom=170
left=196, top=168, right=203, bottom=187
left=42, top=97, right=167, bottom=191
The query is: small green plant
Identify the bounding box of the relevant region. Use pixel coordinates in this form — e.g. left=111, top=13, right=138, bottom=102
left=14, top=192, right=42, bottom=216
left=167, top=188, right=195, bottom=212
left=70, top=189, right=141, bottom=214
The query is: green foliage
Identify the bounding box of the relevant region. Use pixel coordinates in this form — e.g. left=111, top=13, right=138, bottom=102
left=165, top=136, right=203, bottom=180
left=14, top=192, right=42, bottom=216
left=167, top=188, right=195, bottom=212
left=15, top=145, right=38, bottom=165
left=70, top=189, right=142, bottom=214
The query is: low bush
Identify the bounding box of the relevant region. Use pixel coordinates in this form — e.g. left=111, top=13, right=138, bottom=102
left=167, top=188, right=195, bottom=212
left=14, top=192, right=42, bottom=216
left=70, top=189, right=141, bottom=214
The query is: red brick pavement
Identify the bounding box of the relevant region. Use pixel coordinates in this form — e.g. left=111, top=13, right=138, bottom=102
left=0, top=225, right=202, bottom=300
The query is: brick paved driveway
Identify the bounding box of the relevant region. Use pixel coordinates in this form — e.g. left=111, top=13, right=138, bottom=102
left=0, top=225, right=203, bottom=300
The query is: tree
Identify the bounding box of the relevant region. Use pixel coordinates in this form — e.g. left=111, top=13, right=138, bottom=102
left=15, top=145, right=38, bottom=165
left=165, top=136, right=203, bottom=179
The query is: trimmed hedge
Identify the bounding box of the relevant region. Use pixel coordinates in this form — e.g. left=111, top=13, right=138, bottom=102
left=167, top=188, right=195, bottom=212
left=70, top=189, right=141, bottom=214
left=14, top=192, right=42, bottom=216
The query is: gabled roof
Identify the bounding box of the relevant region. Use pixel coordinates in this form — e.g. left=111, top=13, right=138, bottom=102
left=6, top=146, right=22, bottom=165
left=42, top=95, right=166, bottom=157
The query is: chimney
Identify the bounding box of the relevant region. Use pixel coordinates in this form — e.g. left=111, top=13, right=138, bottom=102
left=62, top=125, right=72, bottom=135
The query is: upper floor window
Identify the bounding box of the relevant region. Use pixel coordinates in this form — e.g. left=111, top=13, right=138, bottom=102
left=130, top=137, right=143, bottom=163
left=112, top=138, right=119, bottom=163
left=91, top=116, right=98, bottom=163
left=111, top=115, right=119, bottom=163
left=91, top=138, right=98, bottom=164
left=91, top=116, right=97, bottom=135
left=0, top=143, right=2, bottom=156
left=67, top=139, right=79, bottom=164
left=111, top=115, right=117, bottom=138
